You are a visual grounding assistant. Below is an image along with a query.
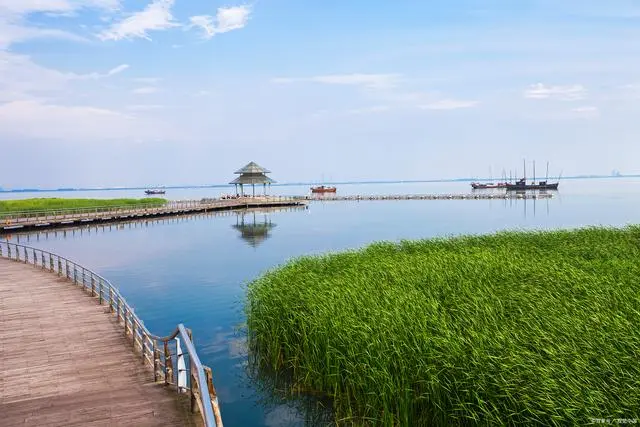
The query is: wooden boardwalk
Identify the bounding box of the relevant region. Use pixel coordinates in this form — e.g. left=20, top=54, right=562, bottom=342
left=0, top=259, right=195, bottom=426
left=0, top=197, right=306, bottom=234
left=305, top=192, right=554, bottom=201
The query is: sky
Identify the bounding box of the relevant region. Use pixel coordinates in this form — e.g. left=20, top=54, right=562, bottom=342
left=1, top=0, right=639, bottom=188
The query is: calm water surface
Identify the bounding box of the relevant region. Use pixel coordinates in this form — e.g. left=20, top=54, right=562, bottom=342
left=3, top=179, right=640, bottom=426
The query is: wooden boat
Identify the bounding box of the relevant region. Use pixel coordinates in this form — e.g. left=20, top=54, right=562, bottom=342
left=505, top=179, right=559, bottom=191
left=311, top=185, right=337, bottom=194
left=144, top=189, right=166, bottom=195
left=470, top=167, right=509, bottom=189
left=470, top=182, right=508, bottom=189
left=505, top=161, right=560, bottom=191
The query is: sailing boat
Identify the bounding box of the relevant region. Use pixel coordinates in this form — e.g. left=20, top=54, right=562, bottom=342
left=311, top=174, right=337, bottom=193
left=505, top=161, right=560, bottom=191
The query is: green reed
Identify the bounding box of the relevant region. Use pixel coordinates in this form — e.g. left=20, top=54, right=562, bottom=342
left=247, top=227, right=640, bottom=425
left=0, top=197, right=166, bottom=214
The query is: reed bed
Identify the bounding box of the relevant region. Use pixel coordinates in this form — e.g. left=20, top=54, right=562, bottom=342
left=0, top=197, right=166, bottom=213
left=246, top=227, right=640, bottom=425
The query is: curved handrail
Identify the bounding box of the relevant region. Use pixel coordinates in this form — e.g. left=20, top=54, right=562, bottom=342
left=0, top=241, right=222, bottom=427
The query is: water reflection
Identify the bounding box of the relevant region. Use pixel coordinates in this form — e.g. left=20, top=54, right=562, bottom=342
left=233, top=211, right=277, bottom=248
left=2, top=206, right=308, bottom=245
left=246, top=353, right=334, bottom=427
left=502, top=191, right=552, bottom=219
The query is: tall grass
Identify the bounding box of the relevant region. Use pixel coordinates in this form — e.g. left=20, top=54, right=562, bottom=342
left=246, top=227, right=640, bottom=425
left=0, top=198, right=167, bottom=213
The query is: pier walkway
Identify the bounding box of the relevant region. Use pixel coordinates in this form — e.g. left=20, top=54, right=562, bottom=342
left=0, top=197, right=305, bottom=234
left=0, top=193, right=550, bottom=234
left=303, top=192, right=554, bottom=201
left=0, top=243, right=222, bottom=427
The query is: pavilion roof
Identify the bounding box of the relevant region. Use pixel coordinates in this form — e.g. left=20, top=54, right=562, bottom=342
left=234, top=161, right=271, bottom=175
left=229, top=174, right=276, bottom=185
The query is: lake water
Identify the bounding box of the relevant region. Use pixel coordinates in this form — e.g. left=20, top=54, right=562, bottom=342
left=2, top=178, right=640, bottom=426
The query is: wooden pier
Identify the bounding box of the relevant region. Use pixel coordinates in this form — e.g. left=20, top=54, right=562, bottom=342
left=0, top=197, right=306, bottom=234
left=0, top=243, right=223, bottom=427
left=304, top=192, right=554, bottom=201
left=0, top=193, right=550, bottom=234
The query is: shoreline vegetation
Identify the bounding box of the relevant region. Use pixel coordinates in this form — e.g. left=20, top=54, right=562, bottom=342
left=247, top=227, right=640, bottom=425
left=0, top=198, right=167, bottom=214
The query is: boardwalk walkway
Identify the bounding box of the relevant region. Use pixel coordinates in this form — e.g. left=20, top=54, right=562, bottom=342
left=0, top=197, right=306, bottom=234
left=0, top=259, right=195, bottom=427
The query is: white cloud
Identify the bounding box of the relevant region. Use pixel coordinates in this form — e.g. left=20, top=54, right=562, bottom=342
left=524, top=83, right=587, bottom=100
left=346, top=105, right=391, bottom=115
left=273, top=73, right=402, bottom=89
left=0, top=22, right=88, bottom=49
left=0, top=99, right=153, bottom=142
left=419, top=99, right=479, bottom=110
left=99, top=0, right=179, bottom=41
left=134, top=77, right=162, bottom=84
left=132, top=86, right=159, bottom=94
left=0, top=0, right=120, bottom=16
left=189, top=5, right=251, bottom=39
left=126, top=104, right=165, bottom=111
left=107, top=64, right=129, bottom=76
left=0, top=0, right=119, bottom=48
left=572, top=106, right=599, bottom=118
left=0, top=52, right=127, bottom=102
left=72, top=63, right=130, bottom=80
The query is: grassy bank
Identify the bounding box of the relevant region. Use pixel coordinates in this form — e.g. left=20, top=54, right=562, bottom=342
left=247, top=227, right=640, bottom=425
left=0, top=198, right=167, bottom=214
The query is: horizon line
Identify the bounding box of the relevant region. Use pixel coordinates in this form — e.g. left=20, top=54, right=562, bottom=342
left=0, top=174, right=637, bottom=194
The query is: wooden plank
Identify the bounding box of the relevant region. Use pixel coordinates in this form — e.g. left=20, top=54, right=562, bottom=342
left=0, top=260, right=197, bottom=426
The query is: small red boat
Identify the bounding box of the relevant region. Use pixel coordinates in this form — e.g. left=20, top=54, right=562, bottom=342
left=311, top=185, right=337, bottom=194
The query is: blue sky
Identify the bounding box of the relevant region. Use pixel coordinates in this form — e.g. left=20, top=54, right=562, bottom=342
left=1, top=0, right=639, bottom=188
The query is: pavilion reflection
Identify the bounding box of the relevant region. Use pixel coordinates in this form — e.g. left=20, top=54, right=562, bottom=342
left=232, top=211, right=276, bottom=248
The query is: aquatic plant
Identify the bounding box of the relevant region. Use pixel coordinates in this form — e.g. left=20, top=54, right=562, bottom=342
left=247, top=227, right=640, bottom=425
left=0, top=198, right=166, bottom=214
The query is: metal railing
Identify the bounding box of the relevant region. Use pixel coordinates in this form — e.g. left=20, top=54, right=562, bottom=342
left=0, top=197, right=303, bottom=225
left=0, top=241, right=223, bottom=427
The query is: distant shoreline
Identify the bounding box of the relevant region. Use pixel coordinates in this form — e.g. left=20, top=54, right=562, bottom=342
left=0, top=174, right=637, bottom=194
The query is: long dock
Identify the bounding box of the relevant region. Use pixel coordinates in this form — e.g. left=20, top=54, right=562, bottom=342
left=0, top=197, right=306, bottom=233
left=0, top=193, right=550, bottom=234
left=0, top=243, right=223, bottom=427
left=304, top=192, right=553, bottom=201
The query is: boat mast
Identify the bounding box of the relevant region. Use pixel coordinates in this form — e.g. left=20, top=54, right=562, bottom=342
left=533, top=160, right=536, bottom=185
left=523, top=159, right=526, bottom=182
left=546, top=161, right=549, bottom=182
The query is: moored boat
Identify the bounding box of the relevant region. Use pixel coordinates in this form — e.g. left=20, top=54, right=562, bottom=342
left=144, top=189, right=166, bottom=195
left=505, top=161, right=560, bottom=191
left=311, top=185, right=337, bottom=194
left=470, top=182, right=508, bottom=189
left=505, top=179, right=559, bottom=191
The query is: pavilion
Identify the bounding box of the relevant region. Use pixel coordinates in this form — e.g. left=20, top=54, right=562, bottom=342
left=229, top=161, right=275, bottom=196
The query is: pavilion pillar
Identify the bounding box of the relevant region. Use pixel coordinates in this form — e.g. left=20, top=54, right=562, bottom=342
left=252, top=184, right=255, bottom=197
left=263, top=183, right=266, bottom=195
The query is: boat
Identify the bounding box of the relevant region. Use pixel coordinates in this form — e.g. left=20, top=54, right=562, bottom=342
left=505, top=161, right=560, bottom=191
left=311, top=185, right=337, bottom=194
left=505, top=179, right=559, bottom=191
left=144, top=189, right=166, bottom=195
left=470, top=182, right=508, bottom=189
left=470, top=167, right=508, bottom=189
